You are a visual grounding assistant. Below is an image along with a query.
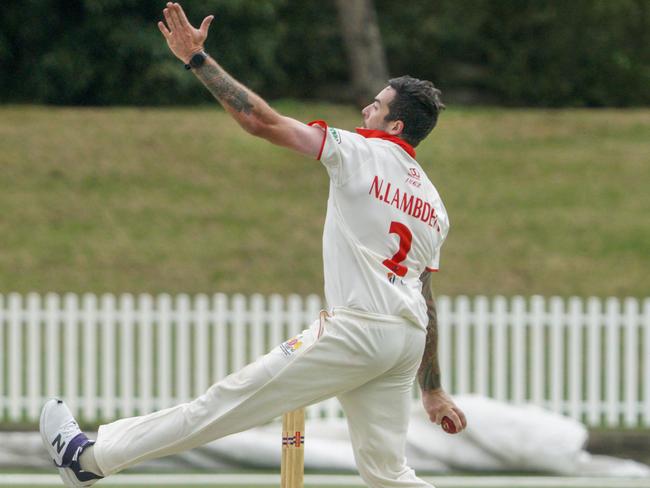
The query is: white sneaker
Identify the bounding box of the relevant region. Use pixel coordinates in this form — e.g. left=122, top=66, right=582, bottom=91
left=40, top=398, right=103, bottom=487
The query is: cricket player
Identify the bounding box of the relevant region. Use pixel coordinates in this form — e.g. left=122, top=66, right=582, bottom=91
left=40, top=3, right=467, bottom=487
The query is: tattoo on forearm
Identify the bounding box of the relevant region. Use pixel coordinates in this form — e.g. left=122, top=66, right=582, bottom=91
left=418, top=271, right=441, bottom=391
left=195, top=62, right=253, bottom=114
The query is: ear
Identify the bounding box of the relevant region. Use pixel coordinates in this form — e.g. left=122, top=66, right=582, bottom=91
left=387, top=119, right=404, bottom=136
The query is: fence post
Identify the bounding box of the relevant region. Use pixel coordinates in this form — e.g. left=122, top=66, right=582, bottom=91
left=623, top=298, right=639, bottom=427
left=511, top=296, right=526, bottom=405
left=45, top=294, right=61, bottom=403
left=530, top=296, right=545, bottom=408
left=81, top=293, right=98, bottom=422
left=138, top=294, right=154, bottom=415
left=493, top=296, right=507, bottom=402
left=194, top=294, right=209, bottom=397
left=175, top=294, right=191, bottom=403
left=455, top=296, right=470, bottom=395
left=63, top=294, right=79, bottom=417
left=8, top=294, right=22, bottom=421
left=269, top=294, right=284, bottom=349
left=474, top=296, right=489, bottom=397
left=100, top=294, right=117, bottom=420
left=605, top=297, right=621, bottom=425
left=641, top=298, right=650, bottom=427
left=120, top=294, right=135, bottom=417
left=586, top=297, right=602, bottom=426
left=157, top=294, right=172, bottom=410
left=437, top=296, right=451, bottom=391
left=213, top=293, right=228, bottom=383
left=26, top=293, right=41, bottom=421
left=287, top=295, right=303, bottom=339
left=568, top=297, right=583, bottom=421
left=232, top=294, right=247, bottom=373
left=250, top=294, right=265, bottom=362
left=549, top=297, right=565, bottom=415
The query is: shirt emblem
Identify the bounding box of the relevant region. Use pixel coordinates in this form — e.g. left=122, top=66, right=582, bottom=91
left=329, top=128, right=342, bottom=144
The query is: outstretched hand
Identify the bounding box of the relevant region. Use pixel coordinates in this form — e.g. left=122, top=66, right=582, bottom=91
left=158, top=2, right=214, bottom=64
left=422, top=388, right=467, bottom=434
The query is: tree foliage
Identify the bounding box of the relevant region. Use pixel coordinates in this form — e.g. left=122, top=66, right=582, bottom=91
left=1, top=0, right=648, bottom=106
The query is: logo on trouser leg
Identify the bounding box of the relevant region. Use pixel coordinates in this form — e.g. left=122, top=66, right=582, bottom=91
left=280, top=334, right=304, bottom=357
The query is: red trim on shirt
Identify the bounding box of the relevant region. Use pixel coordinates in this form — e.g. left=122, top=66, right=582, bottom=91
left=425, top=267, right=439, bottom=272
left=308, top=120, right=328, bottom=160
left=355, top=128, right=416, bottom=159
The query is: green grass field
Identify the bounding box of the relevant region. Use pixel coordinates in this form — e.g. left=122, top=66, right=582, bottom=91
left=1, top=104, right=649, bottom=297
left=2, top=473, right=648, bottom=488
left=3, top=471, right=650, bottom=488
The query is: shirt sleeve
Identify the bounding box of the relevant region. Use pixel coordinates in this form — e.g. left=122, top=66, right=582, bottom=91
left=308, top=120, right=374, bottom=186
left=426, top=212, right=450, bottom=272
left=426, top=246, right=441, bottom=272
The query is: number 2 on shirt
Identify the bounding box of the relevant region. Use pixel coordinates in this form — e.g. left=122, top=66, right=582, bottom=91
left=382, top=221, right=412, bottom=277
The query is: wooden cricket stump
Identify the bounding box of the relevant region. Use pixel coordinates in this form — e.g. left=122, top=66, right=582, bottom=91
left=281, top=408, right=305, bottom=488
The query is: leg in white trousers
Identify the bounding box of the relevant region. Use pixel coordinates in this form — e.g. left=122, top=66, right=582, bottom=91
left=93, top=309, right=428, bottom=487
left=338, top=361, right=432, bottom=487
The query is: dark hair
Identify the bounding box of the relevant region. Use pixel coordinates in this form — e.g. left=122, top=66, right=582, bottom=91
left=386, top=75, right=445, bottom=147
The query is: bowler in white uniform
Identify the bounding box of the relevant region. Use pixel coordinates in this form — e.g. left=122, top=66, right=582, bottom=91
left=39, top=3, right=467, bottom=487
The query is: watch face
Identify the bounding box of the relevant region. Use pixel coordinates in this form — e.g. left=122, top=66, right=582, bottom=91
left=191, top=52, right=206, bottom=68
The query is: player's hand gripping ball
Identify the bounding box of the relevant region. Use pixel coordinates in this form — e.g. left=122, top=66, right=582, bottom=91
left=441, top=416, right=458, bottom=434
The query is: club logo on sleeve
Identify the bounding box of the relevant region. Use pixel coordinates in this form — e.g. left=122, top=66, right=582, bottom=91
left=280, top=334, right=304, bottom=357
left=406, top=167, right=421, bottom=188
left=329, top=128, right=342, bottom=144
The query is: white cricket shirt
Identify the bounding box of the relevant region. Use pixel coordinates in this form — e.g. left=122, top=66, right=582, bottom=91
left=309, top=121, right=450, bottom=330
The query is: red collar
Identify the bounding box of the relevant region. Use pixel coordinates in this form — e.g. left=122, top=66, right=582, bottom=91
left=355, top=128, right=416, bottom=158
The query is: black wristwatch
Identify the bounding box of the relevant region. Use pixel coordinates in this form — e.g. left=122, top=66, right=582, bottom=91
left=184, top=51, right=208, bottom=70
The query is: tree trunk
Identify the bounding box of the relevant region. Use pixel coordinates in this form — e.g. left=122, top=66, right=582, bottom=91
left=335, top=0, right=389, bottom=106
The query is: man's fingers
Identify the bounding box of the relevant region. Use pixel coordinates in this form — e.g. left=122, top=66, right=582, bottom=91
left=446, top=410, right=464, bottom=432
left=174, top=2, right=192, bottom=28
left=429, top=411, right=442, bottom=424
left=169, top=3, right=186, bottom=32
left=164, top=4, right=180, bottom=32
left=199, top=15, right=214, bottom=36
left=163, top=6, right=176, bottom=32
left=157, top=21, right=171, bottom=39
left=454, top=407, right=468, bottom=429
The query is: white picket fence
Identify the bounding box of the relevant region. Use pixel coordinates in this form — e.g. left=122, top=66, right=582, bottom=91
left=0, top=293, right=648, bottom=427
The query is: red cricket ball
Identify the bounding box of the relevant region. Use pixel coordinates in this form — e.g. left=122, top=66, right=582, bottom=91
left=441, top=416, right=458, bottom=434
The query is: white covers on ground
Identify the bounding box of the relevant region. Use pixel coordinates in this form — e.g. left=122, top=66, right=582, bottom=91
left=202, top=395, right=649, bottom=477
left=2, top=395, right=649, bottom=477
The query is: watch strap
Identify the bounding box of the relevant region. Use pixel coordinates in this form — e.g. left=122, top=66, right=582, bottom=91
left=184, top=50, right=208, bottom=70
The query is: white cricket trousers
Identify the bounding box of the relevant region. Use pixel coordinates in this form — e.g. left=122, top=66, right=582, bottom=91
left=94, top=308, right=433, bottom=488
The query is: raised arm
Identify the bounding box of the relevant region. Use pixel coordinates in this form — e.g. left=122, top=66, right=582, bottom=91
left=418, top=270, right=467, bottom=432
left=157, top=2, right=324, bottom=158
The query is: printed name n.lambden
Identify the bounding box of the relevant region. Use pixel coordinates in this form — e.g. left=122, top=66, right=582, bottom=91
left=369, top=176, right=441, bottom=232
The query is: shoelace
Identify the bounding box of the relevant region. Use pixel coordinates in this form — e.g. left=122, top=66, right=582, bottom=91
left=59, top=419, right=80, bottom=441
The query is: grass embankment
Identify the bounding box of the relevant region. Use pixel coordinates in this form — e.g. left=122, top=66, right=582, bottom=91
left=1, top=104, right=648, bottom=297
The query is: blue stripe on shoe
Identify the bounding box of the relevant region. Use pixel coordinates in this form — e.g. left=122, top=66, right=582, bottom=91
left=61, top=433, right=90, bottom=467
left=61, top=435, right=104, bottom=482
left=70, top=462, right=103, bottom=482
